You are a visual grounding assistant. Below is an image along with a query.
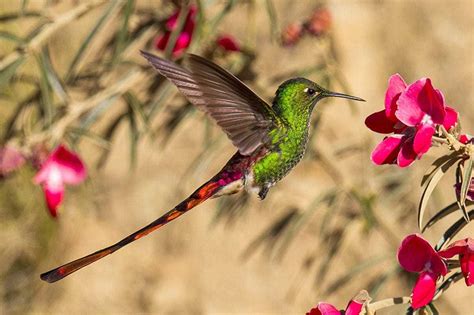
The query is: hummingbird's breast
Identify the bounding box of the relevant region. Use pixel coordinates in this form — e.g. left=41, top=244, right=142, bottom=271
left=247, top=125, right=309, bottom=194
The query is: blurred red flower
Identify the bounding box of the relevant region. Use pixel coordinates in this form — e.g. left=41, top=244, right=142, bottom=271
left=0, top=145, right=25, bottom=178
left=155, top=5, right=197, bottom=57
left=366, top=74, right=458, bottom=167
left=397, top=234, right=447, bottom=309
left=216, top=34, right=241, bottom=52
left=306, top=290, right=370, bottom=315
left=306, top=7, right=332, bottom=36
left=439, top=238, right=474, bottom=286
left=34, top=145, right=87, bottom=218
left=282, top=22, right=304, bottom=46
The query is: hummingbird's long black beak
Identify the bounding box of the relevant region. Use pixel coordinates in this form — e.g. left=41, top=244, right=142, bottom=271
left=323, top=91, right=366, bottom=102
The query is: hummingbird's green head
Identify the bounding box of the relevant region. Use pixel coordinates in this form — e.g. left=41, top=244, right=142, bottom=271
left=272, top=78, right=365, bottom=125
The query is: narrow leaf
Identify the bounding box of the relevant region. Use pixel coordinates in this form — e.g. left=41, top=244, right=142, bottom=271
left=66, top=0, right=122, bottom=81
left=433, top=271, right=463, bottom=300
left=111, top=0, right=134, bottom=64
left=40, top=47, right=68, bottom=104
left=459, top=157, right=473, bottom=221
left=418, top=156, right=459, bottom=230
left=0, top=31, right=25, bottom=44
left=35, top=53, right=54, bottom=126
left=0, top=56, right=25, bottom=88
left=421, top=202, right=458, bottom=232
left=435, top=210, right=474, bottom=251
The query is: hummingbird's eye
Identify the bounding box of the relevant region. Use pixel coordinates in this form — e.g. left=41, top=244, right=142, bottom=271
left=304, top=88, right=316, bottom=96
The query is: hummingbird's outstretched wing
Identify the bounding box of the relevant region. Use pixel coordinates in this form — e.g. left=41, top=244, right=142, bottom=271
left=141, top=51, right=277, bottom=156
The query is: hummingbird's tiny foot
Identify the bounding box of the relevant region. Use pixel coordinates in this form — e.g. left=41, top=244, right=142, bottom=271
left=258, top=186, right=269, bottom=200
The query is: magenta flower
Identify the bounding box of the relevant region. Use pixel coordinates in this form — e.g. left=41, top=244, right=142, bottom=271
left=155, top=5, right=196, bottom=57
left=439, top=238, right=474, bottom=286
left=34, top=145, right=87, bottom=218
left=216, top=34, right=241, bottom=52
left=459, top=134, right=473, bottom=144
left=0, top=145, right=25, bottom=178
left=306, top=290, right=370, bottom=315
left=397, top=234, right=448, bottom=309
left=366, top=74, right=458, bottom=167
left=396, top=78, right=457, bottom=156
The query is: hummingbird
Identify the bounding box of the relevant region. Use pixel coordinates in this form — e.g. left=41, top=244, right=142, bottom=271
left=40, top=51, right=365, bottom=283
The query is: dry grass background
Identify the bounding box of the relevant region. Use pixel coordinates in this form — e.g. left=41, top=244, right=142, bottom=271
left=0, top=0, right=473, bottom=314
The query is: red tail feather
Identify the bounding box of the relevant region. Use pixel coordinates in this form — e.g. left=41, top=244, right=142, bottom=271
left=40, top=179, right=223, bottom=283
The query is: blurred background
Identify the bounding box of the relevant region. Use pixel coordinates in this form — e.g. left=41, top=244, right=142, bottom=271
left=0, top=0, right=473, bottom=314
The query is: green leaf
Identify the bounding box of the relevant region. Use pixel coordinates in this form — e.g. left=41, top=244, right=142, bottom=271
left=68, top=127, right=111, bottom=150
left=66, top=0, right=122, bottom=82
left=73, top=94, right=120, bottom=145
left=0, top=31, right=25, bottom=44
left=421, top=152, right=459, bottom=186
left=458, top=157, right=473, bottom=221
left=435, top=210, right=474, bottom=251
left=421, top=202, right=458, bottom=232
left=418, top=155, right=459, bottom=230
left=123, top=92, right=151, bottom=134
left=111, top=0, right=134, bottom=65
left=35, top=52, right=54, bottom=126
left=127, top=103, right=139, bottom=169
left=0, top=56, right=25, bottom=88
left=264, top=0, right=279, bottom=41
left=40, top=47, right=68, bottom=104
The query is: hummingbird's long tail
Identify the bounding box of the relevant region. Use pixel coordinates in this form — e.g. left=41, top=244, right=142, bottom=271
left=40, top=175, right=236, bottom=283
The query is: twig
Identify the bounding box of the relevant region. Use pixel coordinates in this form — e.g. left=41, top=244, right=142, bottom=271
left=0, top=0, right=107, bottom=72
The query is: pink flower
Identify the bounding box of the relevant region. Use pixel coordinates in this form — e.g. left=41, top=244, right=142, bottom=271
left=397, top=234, right=448, bottom=309
left=439, top=238, right=474, bottom=286
left=0, top=145, right=25, bottom=178
left=306, top=7, right=332, bottom=36
left=306, top=290, right=370, bottom=315
left=154, top=5, right=196, bottom=57
left=396, top=78, right=457, bottom=156
left=281, top=22, right=304, bottom=46
left=216, top=35, right=241, bottom=52
left=366, top=74, right=459, bottom=167
left=34, top=145, right=86, bottom=218
left=459, top=134, right=473, bottom=144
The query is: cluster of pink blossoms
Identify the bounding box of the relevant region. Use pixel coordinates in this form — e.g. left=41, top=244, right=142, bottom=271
left=365, top=74, right=458, bottom=167
left=398, top=234, right=473, bottom=309
left=155, top=5, right=240, bottom=57
left=0, top=144, right=86, bottom=218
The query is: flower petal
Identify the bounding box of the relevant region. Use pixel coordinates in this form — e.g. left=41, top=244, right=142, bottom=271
left=0, top=145, right=25, bottom=177
left=217, top=35, right=241, bottom=52
left=459, top=134, right=473, bottom=144
left=371, top=136, right=403, bottom=165
left=51, top=145, right=87, bottom=185
left=411, top=271, right=437, bottom=309
left=397, top=137, right=417, bottom=167
left=397, top=234, right=435, bottom=273
left=385, top=73, right=407, bottom=120
left=345, top=290, right=370, bottom=315
left=443, top=106, right=458, bottom=130
left=413, top=124, right=435, bottom=155
left=43, top=183, right=64, bottom=218
left=365, top=110, right=397, bottom=134
left=460, top=249, right=474, bottom=286
left=317, top=303, right=341, bottom=315
left=396, top=79, right=427, bottom=126
left=419, top=79, right=446, bottom=124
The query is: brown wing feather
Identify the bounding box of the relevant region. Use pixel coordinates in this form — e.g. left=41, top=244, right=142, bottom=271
left=140, top=51, right=277, bottom=155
